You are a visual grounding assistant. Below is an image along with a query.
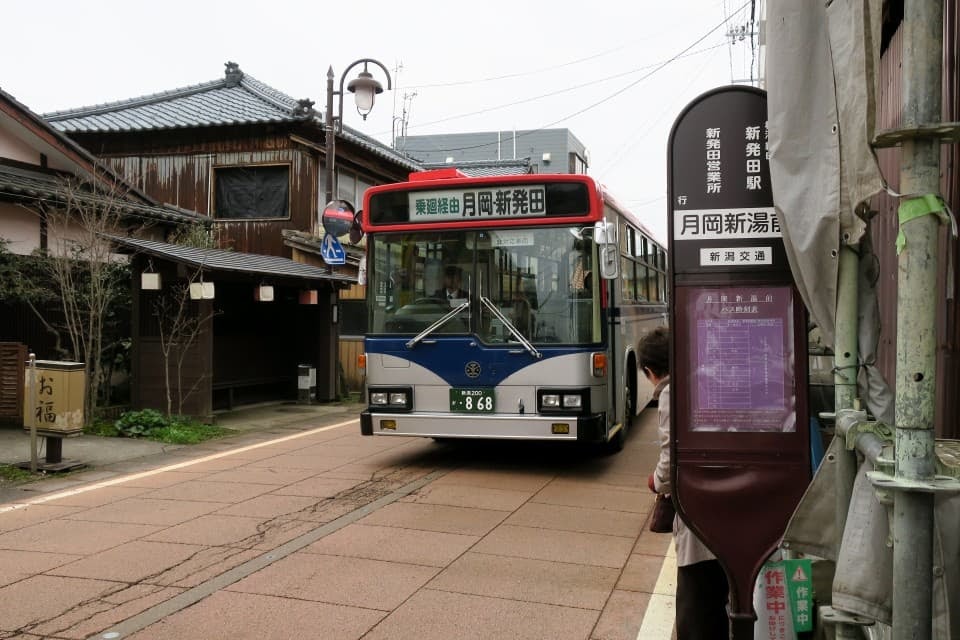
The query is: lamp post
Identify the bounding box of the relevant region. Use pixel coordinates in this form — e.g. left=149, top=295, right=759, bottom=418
left=324, top=59, right=392, bottom=207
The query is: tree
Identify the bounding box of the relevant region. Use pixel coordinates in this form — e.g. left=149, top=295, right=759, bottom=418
left=37, top=175, right=137, bottom=423
left=152, top=274, right=217, bottom=416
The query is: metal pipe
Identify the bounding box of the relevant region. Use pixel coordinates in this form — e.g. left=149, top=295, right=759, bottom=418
left=324, top=66, right=336, bottom=208
left=892, top=1, right=943, bottom=637
left=28, top=352, right=37, bottom=473
left=832, top=244, right=862, bottom=640
left=834, top=245, right=861, bottom=537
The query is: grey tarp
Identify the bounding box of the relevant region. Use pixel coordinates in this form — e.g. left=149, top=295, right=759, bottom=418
left=766, top=0, right=881, bottom=345
left=766, top=0, right=957, bottom=637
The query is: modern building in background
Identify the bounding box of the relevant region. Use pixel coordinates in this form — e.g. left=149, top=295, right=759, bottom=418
left=398, top=128, right=589, bottom=175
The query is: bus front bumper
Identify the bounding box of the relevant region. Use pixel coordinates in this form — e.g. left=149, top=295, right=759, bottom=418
left=360, top=410, right=606, bottom=442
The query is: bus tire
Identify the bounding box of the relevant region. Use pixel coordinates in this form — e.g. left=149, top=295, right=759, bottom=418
left=605, top=423, right=626, bottom=453
left=607, top=364, right=637, bottom=453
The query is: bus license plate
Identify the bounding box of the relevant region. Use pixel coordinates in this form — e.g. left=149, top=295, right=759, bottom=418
left=449, top=388, right=495, bottom=413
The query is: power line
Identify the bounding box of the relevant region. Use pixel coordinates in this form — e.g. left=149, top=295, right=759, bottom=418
left=398, top=0, right=751, bottom=156
left=405, top=44, right=635, bottom=89
left=404, top=2, right=731, bottom=91
left=392, top=43, right=725, bottom=140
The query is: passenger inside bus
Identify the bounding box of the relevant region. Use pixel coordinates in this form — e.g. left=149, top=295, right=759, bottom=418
left=511, top=288, right=534, bottom=336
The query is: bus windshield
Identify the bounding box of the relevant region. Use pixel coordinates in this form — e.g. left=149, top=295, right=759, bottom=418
left=368, top=226, right=600, bottom=344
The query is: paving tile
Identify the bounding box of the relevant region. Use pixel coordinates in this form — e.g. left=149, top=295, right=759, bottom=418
left=214, top=493, right=321, bottom=519
left=0, top=574, right=120, bottom=632
left=0, top=549, right=80, bottom=587
left=38, top=485, right=151, bottom=507
left=358, top=501, right=508, bottom=536
left=505, top=502, right=645, bottom=537
left=405, top=483, right=532, bottom=511
left=0, top=504, right=83, bottom=533
left=617, top=552, right=668, bottom=593
left=127, top=590, right=384, bottom=640
left=472, top=524, right=634, bottom=568
left=50, top=540, right=205, bottom=582
left=561, top=470, right=651, bottom=490
left=295, top=499, right=368, bottom=524
left=156, top=457, right=248, bottom=472
left=141, top=479, right=275, bottom=503
left=0, top=519, right=159, bottom=555
left=431, top=468, right=554, bottom=492
left=305, top=523, right=478, bottom=567
left=270, top=475, right=363, bottom=498
left=202, top=466, right=318, bottom=486
left=591, top=588, right=653, bottom=640
left=148, top=547, right=262, bottom=588
left=244, top=453, right=350, bottom=470
left=248, top=519, right=324, bottom=551
left=114, top=470, right=203, bottom=488
left=633, top=530, right=673, bottom=556
left=143, top=513, right=293, bottom=547
left=30, top=583, right=183, bottom=640
left=62, top=497, right=222, bottom=526
left=361, top=588, right=599, bottom=640
left=428, top=551, right=618, bottom=609
left=229, top=552, right=438, bottom=610
left=532, top=480, right=651, bottom=513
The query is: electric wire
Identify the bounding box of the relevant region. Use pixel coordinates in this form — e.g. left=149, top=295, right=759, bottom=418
left=398, top=0, right=752, bottom=155
left=393, top=43, right=725, bottom=138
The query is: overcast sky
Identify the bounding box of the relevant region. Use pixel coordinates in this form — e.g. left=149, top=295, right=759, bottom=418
left=1, top=0, right=761, bottom=242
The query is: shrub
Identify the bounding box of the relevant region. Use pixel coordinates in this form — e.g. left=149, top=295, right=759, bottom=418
left=114, top=409, right=171, bottom=437
left=112, top=409, right=231, bottom=444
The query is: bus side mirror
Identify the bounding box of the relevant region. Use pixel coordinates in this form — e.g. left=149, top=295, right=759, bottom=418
left=594, top=221, right=619, bottom=280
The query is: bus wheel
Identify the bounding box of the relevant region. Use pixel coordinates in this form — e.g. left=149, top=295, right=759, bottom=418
left=605, top=423, right=626, bottom=454
left=607, top=375, right=636, bottom=454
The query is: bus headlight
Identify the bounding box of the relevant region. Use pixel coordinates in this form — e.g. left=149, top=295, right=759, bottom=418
left=538, top=389, right=589, bottom=414
left=368, top=387, right=412, bottom=411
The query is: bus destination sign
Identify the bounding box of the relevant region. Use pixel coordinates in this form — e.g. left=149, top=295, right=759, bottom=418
left=409, top=185, right=548, bottom=222
left=669, top=86, right=788, bottom=274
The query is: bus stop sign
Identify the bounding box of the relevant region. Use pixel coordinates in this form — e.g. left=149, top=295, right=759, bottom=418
left=667, top=85, right=810, bottom=631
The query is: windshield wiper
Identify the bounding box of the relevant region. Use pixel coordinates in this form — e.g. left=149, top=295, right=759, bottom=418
left=405, top=301, right=470, bottom=349
left=480, top=296, right=542, bottom=359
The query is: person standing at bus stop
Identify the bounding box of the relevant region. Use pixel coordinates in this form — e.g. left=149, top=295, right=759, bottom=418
left=640, top=326, right=730, bottom=639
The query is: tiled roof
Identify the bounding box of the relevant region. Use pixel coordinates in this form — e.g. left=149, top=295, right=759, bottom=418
left=0, top=164, right=207, bottom=226
left=43, top=62, right=422, bottom=172
left=107, top=235, right=355, bottom=283
left=421, top=158, right=533, bottom=177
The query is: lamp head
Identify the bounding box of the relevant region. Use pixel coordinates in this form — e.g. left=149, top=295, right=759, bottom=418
left=347, top=70, right=384, bottom=119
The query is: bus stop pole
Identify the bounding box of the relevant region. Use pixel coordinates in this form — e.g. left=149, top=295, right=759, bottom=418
left=891, top=1, right=942, bottom=637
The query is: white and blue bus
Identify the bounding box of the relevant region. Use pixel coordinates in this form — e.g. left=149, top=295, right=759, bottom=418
left=359, top=169, right=667, bottom=450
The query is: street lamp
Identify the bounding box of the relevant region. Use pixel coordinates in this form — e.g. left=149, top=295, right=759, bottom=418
left=324, top=58, right=392, bottom=207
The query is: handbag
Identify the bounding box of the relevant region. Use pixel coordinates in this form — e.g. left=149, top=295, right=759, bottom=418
left=649, top=493, right=676, bottom=533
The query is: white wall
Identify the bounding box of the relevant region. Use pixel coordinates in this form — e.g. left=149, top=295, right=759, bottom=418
left=0, top=124, right=41, bottom=165
left=0, top=202, right=39, bottom=254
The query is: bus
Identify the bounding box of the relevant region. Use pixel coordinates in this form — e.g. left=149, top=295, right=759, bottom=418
left=358, top=169, right=668, bottom=450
